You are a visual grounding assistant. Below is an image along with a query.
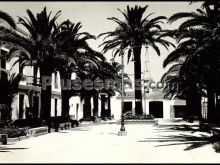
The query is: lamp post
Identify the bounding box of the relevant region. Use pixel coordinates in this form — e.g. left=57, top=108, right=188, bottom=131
left=112, top=46, right=144, bottom=136
left=143, top=46, right=149, bottom=114
left=112, top=48, right=127, bottom=136
left=119, top=50, right=126, bottom=135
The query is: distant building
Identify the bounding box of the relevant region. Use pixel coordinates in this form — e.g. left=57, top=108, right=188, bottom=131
left=111, top=78, right=186, bottom=120
left=110, top=51, right=187, bottom=120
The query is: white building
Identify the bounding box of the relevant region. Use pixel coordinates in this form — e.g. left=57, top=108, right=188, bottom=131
left=0, top=45, right=63, bottom=120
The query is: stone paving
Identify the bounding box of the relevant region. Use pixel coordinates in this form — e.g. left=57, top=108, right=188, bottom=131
left=0, top=122, right=220, bottom=163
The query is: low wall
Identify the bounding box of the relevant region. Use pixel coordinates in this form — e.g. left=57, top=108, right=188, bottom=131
left=117, top=119, right=156, bottom=124
left=28, top=126, right=49, bottom=137
left=7, top=136, right=30, bottom=142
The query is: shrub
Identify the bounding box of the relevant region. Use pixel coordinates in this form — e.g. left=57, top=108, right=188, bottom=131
left=0, top=127, right=27, bottom=138
left=79, top=116, right=96, bottom=122
left=70, top=119, right=79, bottom=127
left=13, top=118, right=44, bottom=128
left=0, top=120, right=13, bottom=127
left=124, top=113, right=154, bottom=120
left=213, top=142, right=220, bottom=153
left=49, top=116, right=79, bottom=129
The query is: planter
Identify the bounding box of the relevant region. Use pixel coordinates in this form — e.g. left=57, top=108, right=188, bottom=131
left=117, top=119, right=156, bottom=124
left=28, top=126, right=49, bottom=137
left=7, top=135, right=30, bottom=142
left=80, top=121, right=94, bottom=124
left=94, top=118, right=101, bottom=123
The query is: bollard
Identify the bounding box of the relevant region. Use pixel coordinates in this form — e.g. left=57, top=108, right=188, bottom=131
left=1, top=134, right=8, bottom=145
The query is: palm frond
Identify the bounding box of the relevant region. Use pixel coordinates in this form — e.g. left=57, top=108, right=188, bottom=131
left=0, top=10, right=16, bottom=29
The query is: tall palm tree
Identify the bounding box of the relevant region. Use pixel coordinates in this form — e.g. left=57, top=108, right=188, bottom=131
left=52, top=19, right=100, bottom=121
left=0, top=69, right=22, bottom=120
left=99, top=5, right=174, bottom=115
left=162, top=56, right=203, bottom=119
left=75, top=53, right=101, bottom=118
left=164, top=2, right=220, bottom=122
left=92, top=58, right=131, bottom=119
left=0, top=8, right=104, bottom=124
left=0, top=8, right=63, bottom=127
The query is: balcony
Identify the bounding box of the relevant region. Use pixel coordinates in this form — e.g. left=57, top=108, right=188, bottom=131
left=22, top=75, right=41, bottom=86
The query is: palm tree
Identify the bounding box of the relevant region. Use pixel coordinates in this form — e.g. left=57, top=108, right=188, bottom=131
left=164, top=2, right=220, bottom=122
left=52, top=19, right=100, bottom=121
left=0, top=69, right=22, bottom=120
left=161, top=56, right=203, bottom=120
left=0, top=10, right=19, bottom=120
left=91, top=58, right=131, bottom=119
left=75, top=53, right=101, bottom=119
left=97, top=60, right=120, bottom=119
left=0, top=10, right=16, bottom=29
left=99, top=5, right=174, bottom=115
left=0, top=7, right=62, bottom=127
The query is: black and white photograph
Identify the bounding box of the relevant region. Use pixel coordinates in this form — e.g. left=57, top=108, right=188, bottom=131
left=0, top=0, right=220, bottom=163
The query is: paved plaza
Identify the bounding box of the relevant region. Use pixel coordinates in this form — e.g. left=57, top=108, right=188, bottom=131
left=0, top=122, right=220, bottom=163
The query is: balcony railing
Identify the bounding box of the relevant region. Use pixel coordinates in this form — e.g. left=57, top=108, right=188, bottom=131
left=25, top=76, right=41, bottom=86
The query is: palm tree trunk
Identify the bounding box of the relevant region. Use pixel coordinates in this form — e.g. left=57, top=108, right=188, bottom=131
left=107, top=94, right=111, bottom=118
left=186, top=85, right=202, bottom=121
left=101, top=94, right=106, bottom=119
left=133, top=45, right=143, bottom=115
left=0, top=104, right=11, bottom=120
left=83, top=95, right=92, bottom=118
left=185, top=92, right=194, bottom=122
left=215, top=92, right=220, bottom=124
left=61, top=90, right=70, bottom=120
left=193, top=84, right=202, bottom=119
left=32, top=66, right=39, bottom=119
left=33, top=66, right=38, bottom=86
left=207, top=84, right=215, bottom=122
left=195, top=95, right=202, bottom=120
left=40, top=68, right=52, bottom=129
left=93, top=93, right=99, bottom=117
left=60, top=71, right=71, bottom=121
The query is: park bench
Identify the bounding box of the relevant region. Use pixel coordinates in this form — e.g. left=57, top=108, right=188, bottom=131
left=28, top=126, right=48, bottom=137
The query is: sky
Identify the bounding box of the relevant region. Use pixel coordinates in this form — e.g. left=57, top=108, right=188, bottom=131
left=0, top=1, right=203, bottom=81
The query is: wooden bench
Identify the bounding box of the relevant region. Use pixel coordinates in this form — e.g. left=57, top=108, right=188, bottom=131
left=28, top=126, right=49, bottom=137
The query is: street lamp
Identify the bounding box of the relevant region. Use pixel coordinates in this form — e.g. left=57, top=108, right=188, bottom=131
left=119, top=49, right=127, bottom=135
left=112, top=48, right=127, bottom=136
left=112, top=46, right=144, bottom=136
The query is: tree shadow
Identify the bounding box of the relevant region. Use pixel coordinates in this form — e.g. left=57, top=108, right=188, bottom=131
left=0, top=147, right=28, bottom=152
left=56, top=131, right=69, bottom=133
left=153, top=124, right=209, bottom=134
left=138, top=132, right=216, bottom=151
left=68, top=128, right=90, bottom=132
left=109, top=133, right=118, bottom=136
